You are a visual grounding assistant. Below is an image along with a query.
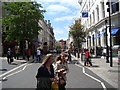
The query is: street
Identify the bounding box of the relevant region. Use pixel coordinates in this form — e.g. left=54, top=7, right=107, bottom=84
left=0, top=54, right=117, bottom=90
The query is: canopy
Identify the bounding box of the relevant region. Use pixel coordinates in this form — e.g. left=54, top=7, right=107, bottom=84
left=111, top=28, right=120, bottom=35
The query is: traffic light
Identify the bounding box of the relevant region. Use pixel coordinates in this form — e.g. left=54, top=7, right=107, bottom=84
left=106, top=2, right=110, bottom=12
left=106, top=2, right=110, bottom=7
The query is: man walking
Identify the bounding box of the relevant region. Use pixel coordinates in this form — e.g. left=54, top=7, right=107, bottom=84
left=7, top=48, right=13, bottom=64
left=36, top=48, right=41, bottom=63
left=68, top=48, right=72, bottom=63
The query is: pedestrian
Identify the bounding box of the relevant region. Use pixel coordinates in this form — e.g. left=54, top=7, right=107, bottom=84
left=7, top=48, right=13, bottom=64
left=68, top=48, right=72, bottom=64
left=55, top=53, right=69, bottom=90
left=84, top=49, right=92, bottom=67
left=102, top=48, right=106, bottom=59
left=36, top=54, right=56, bottom=90
left=36, top=48, right=41, bottom=63
left=14, top=46, right=19, bottom=60
left=26, top=48, right=31, bottom=61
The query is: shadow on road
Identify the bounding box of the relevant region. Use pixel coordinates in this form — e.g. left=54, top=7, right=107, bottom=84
left=0, top=69, right=7, bottom=71
left=10, top=63, right=18, bottom=65
left=91, top=65, right=100, bottom=67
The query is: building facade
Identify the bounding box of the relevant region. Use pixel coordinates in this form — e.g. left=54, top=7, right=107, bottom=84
left=79, top=0, right=120, bottom=57
left=38, top=20, right=55, bottom=51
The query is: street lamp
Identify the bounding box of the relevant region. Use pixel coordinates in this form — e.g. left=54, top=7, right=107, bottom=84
left=105, top=20, right=109, bottom=63
left=106, top=1, right=112, bottom=67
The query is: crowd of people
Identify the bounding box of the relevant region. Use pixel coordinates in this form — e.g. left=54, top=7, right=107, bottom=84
left=6, top=47, right=42, bottom=64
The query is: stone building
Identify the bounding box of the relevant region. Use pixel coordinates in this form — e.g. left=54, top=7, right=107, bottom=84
left=38, top=20, right=55, bottom=53
left=79, top=0, right=120, bottom=57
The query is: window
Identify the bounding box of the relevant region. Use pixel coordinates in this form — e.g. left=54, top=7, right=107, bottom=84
left=98, top=33, right=101, bottom=46
left=101, top=2, right=105, bottom=18
left=90, top=14, right=92, bottom=26
left=111, top=2, right=119, bottom=14
left=96, top=5, right=99, bottom=21
left=92, top=11, right=95, bottom=24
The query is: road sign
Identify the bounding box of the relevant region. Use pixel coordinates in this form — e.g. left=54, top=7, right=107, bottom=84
left=82, top=12, right=88, bottom=17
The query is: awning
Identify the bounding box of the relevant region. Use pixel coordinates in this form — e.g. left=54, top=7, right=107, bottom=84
left=111, top=28, right=120, bottom=35
left=94, top=30, right=106, bottom=39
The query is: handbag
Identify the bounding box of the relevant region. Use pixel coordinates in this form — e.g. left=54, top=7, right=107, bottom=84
left=52, top=82, right=59, bottom=90
left=37, top=78, right=52, bottom=89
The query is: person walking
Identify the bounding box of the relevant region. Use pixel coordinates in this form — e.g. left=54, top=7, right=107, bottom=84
left=36, top=54, right=56, bottom=90
left=7, top=48, right=13, bottom=64
left=36, top=48, right=41, bottom=63
left=14, top=46, right=19, bottom=60
left=55, top=53, right=69, bottom=90
left=84, top=49, right=92, bottom=67
left=68, top=48, right=72, bottom=63
left=26, top=48, right=31, bottom=61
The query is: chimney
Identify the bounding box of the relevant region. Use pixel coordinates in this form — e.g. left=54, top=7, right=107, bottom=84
left=48, top=20, right=51, bottom=27
left=45, top=20, right=47, bottom=24
left=48, top=20, right=50, bottom=24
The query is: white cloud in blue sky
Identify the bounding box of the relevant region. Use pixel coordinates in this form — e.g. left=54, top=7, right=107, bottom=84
left=34, top=0, right=80, bottom=41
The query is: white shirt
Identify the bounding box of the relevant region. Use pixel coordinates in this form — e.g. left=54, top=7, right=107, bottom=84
left=37, top=49, right=41, bottom=55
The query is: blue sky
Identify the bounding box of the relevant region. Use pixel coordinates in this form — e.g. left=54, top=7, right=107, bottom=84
left=34, top=0, right=80, bottom=41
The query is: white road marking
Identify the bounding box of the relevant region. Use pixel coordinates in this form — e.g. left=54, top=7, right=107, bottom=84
left=3, top=63, right=33, bottom=79
left=75, top=64, right=107, bottom=90
left=1, top=63, right=32, bottom=81
left=0, top=63, right=28, bottom=78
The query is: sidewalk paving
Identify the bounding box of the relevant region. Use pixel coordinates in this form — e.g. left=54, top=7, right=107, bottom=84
left=72, top=54, right=119, bottom=89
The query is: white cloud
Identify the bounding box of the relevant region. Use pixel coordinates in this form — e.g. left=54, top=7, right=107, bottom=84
left=36, top=0, right=57, bottom=3
left=56, top=37, right=68, bottom=41
left=54, top=27, right=69, bottom=41
left=59, top=0, right=80, bottom=8
left=36, top=0, right=80, bottom=9
left=54, top=28, right=65, bottom=34
left=54, top=16, right=77, bottom=21
left=64, top=26, right=70, bottom=31
left=46, top=5, right=71, bottom=14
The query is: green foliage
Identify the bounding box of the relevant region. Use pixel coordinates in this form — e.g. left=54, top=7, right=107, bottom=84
left=69, top=20, right=86, bottom=48
left=56, top=45, right=61, bottom=49
left=2, top=2, right=46, bottom=42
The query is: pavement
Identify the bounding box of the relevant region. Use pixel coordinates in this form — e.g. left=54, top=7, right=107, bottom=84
left=71, top=53, right=120, bottom=89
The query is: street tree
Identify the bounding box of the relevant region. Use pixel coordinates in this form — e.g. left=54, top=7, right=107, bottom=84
left=2, top=2, right=45, bottom=42
left=69, top=19, right=86, bottom=48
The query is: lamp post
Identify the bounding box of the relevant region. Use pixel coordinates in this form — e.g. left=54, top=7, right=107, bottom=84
left=105, top=20, right=109, bottom=63
left=106, top=1, right=112, bottom=67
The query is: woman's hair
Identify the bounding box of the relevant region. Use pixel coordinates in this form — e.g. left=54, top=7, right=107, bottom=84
left=41, top=54, right=53, bottom=65
left=56, top=55, right=61, bottom=62
left=56, top=53, right=68, bottom=62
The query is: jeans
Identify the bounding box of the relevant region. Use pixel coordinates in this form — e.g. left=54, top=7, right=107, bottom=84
left=36, top=55, right=41, bottom=62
